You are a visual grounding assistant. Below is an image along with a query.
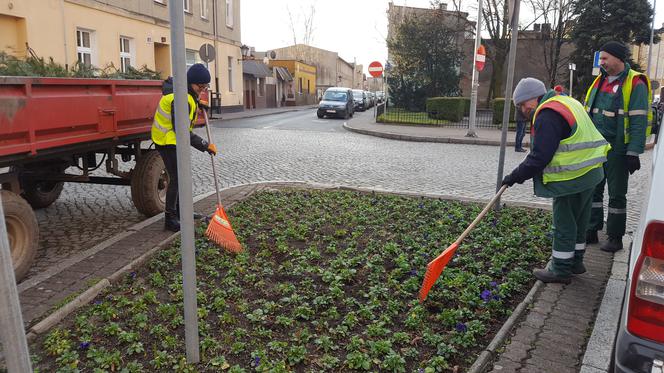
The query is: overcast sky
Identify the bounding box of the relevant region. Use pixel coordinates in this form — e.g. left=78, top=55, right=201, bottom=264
left=240, top=0, right=664, bottom=76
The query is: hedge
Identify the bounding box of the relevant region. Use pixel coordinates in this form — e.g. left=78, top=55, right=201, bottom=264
left=492, top=98, right=518, bottom=124
left=426, top=97, right=465, bottom=122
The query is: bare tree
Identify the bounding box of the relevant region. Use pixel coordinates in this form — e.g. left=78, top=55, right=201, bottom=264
left=286, top=2, right=317, bottom=62
left=527, top=0, right=575, bottom=87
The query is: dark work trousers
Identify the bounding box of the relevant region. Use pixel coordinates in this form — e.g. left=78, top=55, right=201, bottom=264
left=550, top=187, right=594, bottom=276
left=589, top=149, right=629, bottom=237
left=515, top=120, right=527, bottom=150
left=156, top=145, right=178, bottom=219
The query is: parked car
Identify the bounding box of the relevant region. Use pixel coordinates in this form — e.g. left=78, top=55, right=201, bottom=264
left=613, top=135, right=664, bottom=372
left=317, top=87, right=354, bottom=119
left=366, top=91, right=374, bottom=108
left=352, top=89, right=368, bottom=111
left=376, top=91, right=385, bottom=103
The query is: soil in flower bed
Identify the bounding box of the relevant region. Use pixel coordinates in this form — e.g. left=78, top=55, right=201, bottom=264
left=30, top=189, right=552, bottom=372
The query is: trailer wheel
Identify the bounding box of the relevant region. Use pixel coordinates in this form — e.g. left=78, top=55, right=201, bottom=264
left=21, top=181, right=64, bottom=209
left=131, top=150, right=167, bottom=217
left=2, top=190, right=39, bottom=281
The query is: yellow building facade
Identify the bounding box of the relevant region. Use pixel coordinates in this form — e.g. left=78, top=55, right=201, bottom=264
left=268, top=59, right=317, bottom=105
left=0, top=0, right=245, bottom=111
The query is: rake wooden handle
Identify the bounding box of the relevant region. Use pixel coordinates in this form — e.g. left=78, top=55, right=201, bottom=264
left=202, top=109, right=222, bottom=207
left=454, top=185, right=508, bottom=245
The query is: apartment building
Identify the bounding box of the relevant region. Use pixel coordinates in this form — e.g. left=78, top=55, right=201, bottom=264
left=0, top=0, right=244, bottom=112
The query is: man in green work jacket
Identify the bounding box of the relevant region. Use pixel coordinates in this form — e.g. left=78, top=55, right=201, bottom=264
left=583, top=41, right=652, bottom=252
left=502, top=78, right=610, bottom=283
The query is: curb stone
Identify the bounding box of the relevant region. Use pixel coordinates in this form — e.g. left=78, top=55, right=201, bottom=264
left=19, top=181, right=556, bottom=370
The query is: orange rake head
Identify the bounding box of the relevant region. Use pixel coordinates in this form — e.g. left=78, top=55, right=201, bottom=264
left=418, top=242, right=459, bottom=302
left=206, top=205, right=243, bottom=253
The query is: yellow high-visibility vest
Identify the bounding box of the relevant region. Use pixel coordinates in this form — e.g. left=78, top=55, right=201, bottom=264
left=151, top=93, right=198, bottom=146
left=533, top=95, right=611, bottom=184
left=584, top=69, right=653, bottom=143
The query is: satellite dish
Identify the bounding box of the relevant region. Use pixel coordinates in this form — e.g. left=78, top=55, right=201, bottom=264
left=270, top=50, right=277, bottom=59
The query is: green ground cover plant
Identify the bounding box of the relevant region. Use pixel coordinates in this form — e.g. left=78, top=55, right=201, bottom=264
left=31, top=189, right=552, bottom=372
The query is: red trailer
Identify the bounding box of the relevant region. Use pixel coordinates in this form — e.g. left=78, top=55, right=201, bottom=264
left=0, top=77, right=188, bottom=280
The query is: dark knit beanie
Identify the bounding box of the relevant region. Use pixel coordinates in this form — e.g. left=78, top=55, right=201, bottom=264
left=187, top=63, right=211, bottom=84
left=600, top=41, right=629, bottom=62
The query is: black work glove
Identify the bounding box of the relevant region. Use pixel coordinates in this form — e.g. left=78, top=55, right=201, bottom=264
left=625, top=155, right=640, bottom=174
left=502, top=173, right=517, bottom=187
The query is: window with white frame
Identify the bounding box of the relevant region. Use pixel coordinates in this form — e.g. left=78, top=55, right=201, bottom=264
left=200, top=0, right=208, bottom=19
left=120, top=37, right=133, bottom=72
left=184, top=0, right=191, bottom=13
left=225, top=0, right=233, bottom=27
left=228, top=56, right=234, bottom=92
left=185, top=49, right=199, bottom=69
left=76, top=28, right=94, bottom=67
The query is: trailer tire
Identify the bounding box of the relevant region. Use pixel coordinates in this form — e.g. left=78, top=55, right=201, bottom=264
left=2, top=190, right=39, bottom=282
left=21, top=181, right=64, bottom=209
left=131, top=150, right=167, bottom=217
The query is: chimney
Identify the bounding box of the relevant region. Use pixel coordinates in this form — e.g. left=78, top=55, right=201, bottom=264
left=534, top=23, right=540, bottom=32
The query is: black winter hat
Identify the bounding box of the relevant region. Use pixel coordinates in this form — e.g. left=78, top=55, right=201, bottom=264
left=600, top=41, right=629, bottom=62
left=187, top=63, right=211, bottom=84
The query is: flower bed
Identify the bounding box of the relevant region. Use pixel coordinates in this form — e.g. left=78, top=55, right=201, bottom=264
left=31, top=189, right=552, bottom=372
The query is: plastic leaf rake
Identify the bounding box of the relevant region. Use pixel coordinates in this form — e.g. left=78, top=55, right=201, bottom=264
left=419, top=185, right=508, bottom=302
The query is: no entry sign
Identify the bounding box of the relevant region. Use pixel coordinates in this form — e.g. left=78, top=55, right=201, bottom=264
left=368, top=61, right=383, bottom=78
left=475, top=45, right=486, bottom=71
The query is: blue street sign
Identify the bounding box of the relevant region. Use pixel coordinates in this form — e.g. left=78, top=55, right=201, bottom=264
left=593, top=51, right=600, bottom=68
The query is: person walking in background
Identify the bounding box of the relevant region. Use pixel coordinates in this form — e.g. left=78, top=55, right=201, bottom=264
left=502, top=78, right=610, bottom=283
left=151, top=63, right=218, bottom=232
left=583, top=41, right=652, bottom=252
left=514, top=102, right=528, bottom=152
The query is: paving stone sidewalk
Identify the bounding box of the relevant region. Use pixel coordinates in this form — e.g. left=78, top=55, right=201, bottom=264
left=487, top=236, right=614, bottom=373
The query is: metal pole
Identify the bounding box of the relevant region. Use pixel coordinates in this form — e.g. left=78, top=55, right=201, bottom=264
left=569, top=65, right=574, bottom=97
left=167, top=0, right=200, bottom=363
left=495, top=0, right=521, bottom=206
left=0, top=197, right=33, bottom=373
left=466, top=0, right=484, bottom=138
left=647, top=0, right=656, bottom=78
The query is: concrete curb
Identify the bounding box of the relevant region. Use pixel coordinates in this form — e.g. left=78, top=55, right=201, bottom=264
left=343, top=122, right=524, bottom=147
left=579, top=235, right=631, bottom=372
left=213, top=106, right=316, bottom=122
left=467, top=281, right=545, bottom=373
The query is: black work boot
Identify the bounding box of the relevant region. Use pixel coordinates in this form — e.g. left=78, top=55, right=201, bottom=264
left=586, top=230, right=599, bottom=244
left=600, top=236, right=623, bottom=253
left=533, top=268, right=572, bottom=284
left=164, top=213, right=181, bottom=232
left=571, top=262, right=587, bottom=275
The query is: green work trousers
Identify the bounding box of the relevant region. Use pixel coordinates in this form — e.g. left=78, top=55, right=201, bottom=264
left=589, top=149, right=629, bottom=237
left=550, top=187, right=594, bottom=276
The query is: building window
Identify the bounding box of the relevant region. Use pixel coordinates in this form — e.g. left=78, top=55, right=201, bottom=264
left=76, top=28, right=94, bottom=67
left=200, top=0, right=208, bottom=19
left=298, top=77, right=303, bottom=94
left=184, top=0, right=191, bottom=13
left=258, top=78, right=265, bottom=96
left=225, top=0, right=233, bottom=27
left=120, top=37, right=133, bottom=72
left=307, top=79, right=310, bottom=94
left=186, top=49, right=206, bottom=69
left=228, top=56, right=234, bottom=92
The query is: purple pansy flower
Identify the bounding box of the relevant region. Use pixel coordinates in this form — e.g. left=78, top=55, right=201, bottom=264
left=455, top=322, right=467, bottom=333
left=251, top=356, right=260, bottom=367
left=481, top=289, right=492, bottom=302
left=79, top=341, right=91, bottom=350
left=490, top=281, right=498, bottom=288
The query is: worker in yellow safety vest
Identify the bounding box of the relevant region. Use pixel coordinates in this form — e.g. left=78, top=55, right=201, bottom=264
left=151, top=63, right=218, bottom=232
left=502, top=78, right=610, bottom=283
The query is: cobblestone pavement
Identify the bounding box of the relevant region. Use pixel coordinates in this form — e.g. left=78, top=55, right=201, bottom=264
left=487, top=237, right=614, bottom=373
left=25, top=110, right=652, bottom=284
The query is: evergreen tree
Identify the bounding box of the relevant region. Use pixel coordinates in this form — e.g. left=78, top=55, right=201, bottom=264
left=387, top=11, right=463, bottom=111
left=570, top=0, right=656, bottom=97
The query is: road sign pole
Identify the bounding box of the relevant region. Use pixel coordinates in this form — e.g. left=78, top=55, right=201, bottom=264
left=168, top=0, right=200, bottom=363
left=466, top=0, right=484, bottom=138
left=0, top=197, right=32, bottom=373
left=495, top=0, right=521, bottom=208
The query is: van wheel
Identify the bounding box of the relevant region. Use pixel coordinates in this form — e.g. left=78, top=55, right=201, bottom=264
left=2, top=190, right=39, bottom=281
left=131, top=150, right=167, bottom=217
left=21, top=180, right=64, bottom=209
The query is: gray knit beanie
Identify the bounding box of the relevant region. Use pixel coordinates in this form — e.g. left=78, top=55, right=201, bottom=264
left=513, top=78, right=547, bottom=105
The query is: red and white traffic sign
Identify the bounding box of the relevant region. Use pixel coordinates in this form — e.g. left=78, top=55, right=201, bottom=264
left=475, top=45, right=486, bottom=72
left=368, top=61, right=383, bottom=77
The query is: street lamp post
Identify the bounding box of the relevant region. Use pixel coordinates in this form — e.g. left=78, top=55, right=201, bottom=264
left=569, top=63, right=576, bottom=97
